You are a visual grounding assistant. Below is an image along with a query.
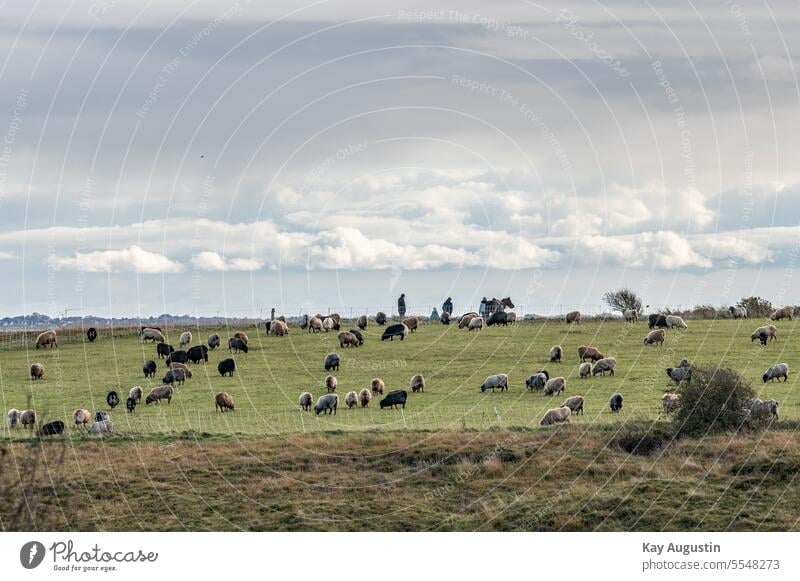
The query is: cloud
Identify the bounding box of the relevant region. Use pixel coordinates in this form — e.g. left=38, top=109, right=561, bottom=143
left=577, top=231, right=712, bottom=269
left=192, top=251, right=264, bottom=272
left=48, top=245, right=183, bottom=273
left=0, top=251, right=16, bottom=260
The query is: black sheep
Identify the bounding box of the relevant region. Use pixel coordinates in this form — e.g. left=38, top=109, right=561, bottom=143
left=143, top=360, right=157, bottom=378
left=38, top=420, right=65, bottom=437
left=126, top=397, right=137, bottom=413
left=324, top=353, right=340, bottom=371
left=609, top=393, right=624, bottom=413
left=86, top=327, right=97, bottom=342
left=157, top=343, right=175, bottom=359
left=381, top=323, right=408, bottom=341
left=648, top=314, right=668, bottom=329
left=187, top=344, right=209, bottom=363
left=380, top=390, right=408, bottom=409
left=228, top=338, right=249, bottom=353
left=106, top=391, right=119, bottom=409
left=166, top=350, right=188, bottom=365
left=349, top=329, right=365, bottom=345
left=218, top=358, right=236, bottom=377
left=486, top=311, right=509, bottom=326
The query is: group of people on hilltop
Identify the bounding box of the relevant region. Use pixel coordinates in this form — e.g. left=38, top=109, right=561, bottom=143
left=396, top=294, right=458, bottom=320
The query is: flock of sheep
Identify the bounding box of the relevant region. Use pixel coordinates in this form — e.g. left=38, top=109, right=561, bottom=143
left=4, top=303, right=793, bottom=436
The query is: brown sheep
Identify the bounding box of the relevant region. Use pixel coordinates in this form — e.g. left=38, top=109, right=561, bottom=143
left=561, top=395, right=585, bottom=415
left=592, top=357, right=617, bottom=376
left=30, top=363, right=45, bottom=380
left=338, top=331, right=360, bottom=348
left=20, top=409, right=36, bottom=429
left=410, top=374, right=425, bottom=393
left=770, top=306, right=795, bottom=321
left=73, top=408, right=91, bottom=428
left=35, top=330, right=57, bottom=349
left=215, top=391, right=235, bottom=412
left=403, top=317, right=419, bottom=333
left=458, top=313, right=478, bottom=329
left=577, top=345, right=604, bottom=362
left=371, top=378, right=385, bottom=395
left=269, top=321, right=289, bottom=336
left=751, top=324, right=778, bottom=342
left=345, top=391, right=358, bottom=408
left=468, top=317, right=484, bottom=331
left=359, top=388, right=372, bottom=407
left=146, top=385, right=174, bottom=405
left=299, top=392, right=313, bottom=411
left=643, top=329, right=666, bottom=346
left=325, top=375, right=338, bottom=393
left=233, top=331, right=249, bottom=345
left=543, top=377, right=566, bottom=395
left=357, top=315, right=368, bottom=330
left=565, top=310, right=581, bottom=324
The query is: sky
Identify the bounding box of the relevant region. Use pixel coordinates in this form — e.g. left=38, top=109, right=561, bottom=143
left=0, top=0, right=798, bottom=318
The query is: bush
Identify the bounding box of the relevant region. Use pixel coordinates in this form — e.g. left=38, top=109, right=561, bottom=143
left=673, top=367, right=755, bottom=437
left=737, top=296, right=773, bottom=318
left=602, top=288, right=642, bottom=314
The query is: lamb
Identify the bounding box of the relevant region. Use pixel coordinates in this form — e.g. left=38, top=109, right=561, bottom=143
left=665, top=315, right=688, bottom=330
left=186, top=345, right=209, bottom=363
left=540, top=406, right=571, bottom=426
left=20, top=409, right=36, bottom=428
left=662, top=393, right=680, bottom=414
left=322, top=318, right=335, bottom=332
left=324, top=353, right=340, bottom=371
left=543, top=377, right=566, bottom=396
left=609, top=392, right=624, bottom=413
left=525, top=370, right=549, bottom=391
left=666, top=366, right=691, bottom=383
left=88, top=420, right=114, bottom=434
left=763, top=363, right=789, bottom=383
left=162, top=368, right=187, bottom=386
left=480, top=373, right=509, bottom=393
left=577, top=346, right=604, bottom=362
left=549, top=345, right=563, bottom=363
left=38, top=420, right=65, bottom=437
left=468, top=317, right=484, bottom=331
left=218, top=358, right=236, bottom=376
left=579, top=362, right=591, bottom=379
left=157, top=343, right=174, bottom=359
left=215, top=392, right=235, bottom=412
left=73, top=408, right=91, bottom=428
left=308, top=317, right=323, bottom=333
left=314, top=393, right=339, bottom=415
left=770, top=306, right=795, bottom=321
left=751, top=324, right=778, bottom=342
left=381, top=323, right=409, bottom=341
left=179, top=331, right=193, bottom=347
left=371, top=378, right=385, bottom=395
left=269, top=320, right=289, bottom=336
left=345, top=391, right=358, bottom=408
left=30, top=362, right=45, bottom=380
left=410, top=374, right=425, bottom=393
left=562, top=395, right=585, bottom=415
left=146, top=385, right=174, bottom=405
left=228, top=338, right=249, bottom=353
left=299, top=392, right=313, bottom=411
left=35, top=330, right=58, bottom=349
left=208, top=333, right=221, bottom=349
left=623, top=309, right=638, bottom=322
left=6, top=408, right=19, bottom=428
left=338, top=331, right=360, bottom=348
left=140, top=328, right=165, bottom=343
left=325, top=375, right=338, bottom=393
left=728, top=306, right=747, bottom=319
left=233, top=331, right=250, bottom=345
left=458, top=313, right=479, bottom=329
left=375, top=312, right=387, bottom=325
left=359, top=388, right=372, bottom=407
left=143, top=360, right=157, bottom=378
left=592, top=357, right=617, bottom=376
left=565, top=310, right=581, bottom=324
left=403, top=317, right=419, bottom=332
left=643, top=329, right=666, bottom=346
left=129, top=386, right=143, bottom=402
left=357, top=315, right=368, bottom=330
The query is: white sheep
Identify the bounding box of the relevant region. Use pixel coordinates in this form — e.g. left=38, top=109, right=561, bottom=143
left=562, top=395, right=584, bottom=415
left=728, top=306, right=747, bottom=319
left=592, top=357, right=617, bottom=376
left=763, top=363, right=789, bottom=383
left=140, top=328, right=165, bottom=343
left=543, top=377, right=566, bottom=396
left=73, top=408, right=91, bottom=428
left=468, top=317, right=484, bottom=331
left=662, top=393, right=680, bottom=414
left=6, top=408, right=19, bottom=428
left=345, top=391, right=358, bottom=408
left=578, top=362, right=591, bottom=379
left=480, top=373, right=509, bottom=392
left=665, top=315, right=688, bottom=330
left=314, top=393, right=339, bottom=415
left=623, top=309, right=638, bottom=322
left=540, top=406, right=571, bottom=426
left=179, top=331, right=192, bottom=347
left=322, top=318, right=335, bottom=332
left=129, top=386, right=143, bottom=402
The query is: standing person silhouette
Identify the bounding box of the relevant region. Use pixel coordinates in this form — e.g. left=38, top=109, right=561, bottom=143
left=442, top=297, right=453, bottom=315
left=397, top=293, right=406, bottom=318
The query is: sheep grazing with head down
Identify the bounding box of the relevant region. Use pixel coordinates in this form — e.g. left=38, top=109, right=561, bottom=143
left=36, top=330, right=58, bottom=349
left=308, top=317, right=323, bottom=333
left=410, top=374, right=425, bottom=393
left=359, top=388, right=372, bottom=407
left=543, top=377, right=566, bottom=396
left=35, top=330, right=58, bottom=349
left=592, top=357, right=617, bottom=376
left=763, top=363, right=789, bottom=383
left=20, top=410, right=36, bottom=429
left=6, top=408, right=19, bottom=428
left=371, top=378, right=385, bottom=395
left=208, top=333, right=221, bottom=349
left=269, top=321, right=289, bottom=336
left=179, top=331, right=193, bottom=348
left=315, top=393, right=339, bottom=415
left=88, top=420, right=114, bottom=434
left=140, top=328, right=165, bottom=343
left=549, top=345, right=562, bottom=363
left=458, top=313, right=479, bottom=329
left=665, top=315, right=688, bottom=330
left=375, top=312, right=387, bottom=325
left=577, top=346, right=604, bottom=362
left=662, top=393, right=680, bottom=414
left=744, top=398, right=779, bottom=420
left=357, top=315, right=368, bottom=330
left=234, top=331, right=250, bottom=345
left=162, top=368, right=187, bottom=386
left=299, top=392, right=313, bottom=411
left=338, top=331, right=360, bottom=348
left=325, top=375, right=338, bottom=393
left=480, top=373, right=509, bottom=393
left=228, top=338, right=248, bottom=353
left=381, top=323, right=409, bottom=341
left=579, top=362, right=592, bottom=379
left=728, top=306, right=747, bottom=319
left=643, top=329, right=666, bottom=346
left=30, top=363, right=45, bottom=380
left=403, top=317, right=419, bottom=333
left=157, top=343, right=174, bottom=359
left=666, top=366, right=691, bottom=383
left=146, top=385, right=174, bottom=405
left=73, top=408, right=91, bottom=428
left=525, top=370, right=549, bottom=392
left=540, top=406, right=571, bottom=426
left=218, top=358, right=236, bottom=377
left=751, top=324, right=778, bottom=343
left=143, top=360, right=157, bottom=378
left=215, top=392, right=235, bottom=413
left=322, top=318, right=336, bottom=332
left=609, top=393, right=624, bottom=413
left=349, top=329, right=365, bottom=345
left=345, top=391, right=358, bottom=409
left=562, top=395, right=585, bottom=415
left=468, top=317, right=484, bottom=331
left=565, top=310, right=581, bottom=324
left=770, top=306, right=795, bottom=321
left=324, top=353, right=340, bottom=371
left=648, top=314, right=668, bottom=329
left=129, top=386, right=143, bottom=403
left=38, top=420, right=65, bottom=437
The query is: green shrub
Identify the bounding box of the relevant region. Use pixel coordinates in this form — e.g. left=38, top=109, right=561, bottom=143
left=673, top=366, right=755, bottom=436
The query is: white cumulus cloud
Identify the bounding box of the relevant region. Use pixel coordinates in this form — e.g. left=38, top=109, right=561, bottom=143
left=48, top=245, right=182, bottom=273
left=192, top=251, right=264, bottom=272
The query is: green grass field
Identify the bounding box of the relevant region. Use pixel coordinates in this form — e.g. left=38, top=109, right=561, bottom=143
left=1, top=317, right=797, bottom=437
